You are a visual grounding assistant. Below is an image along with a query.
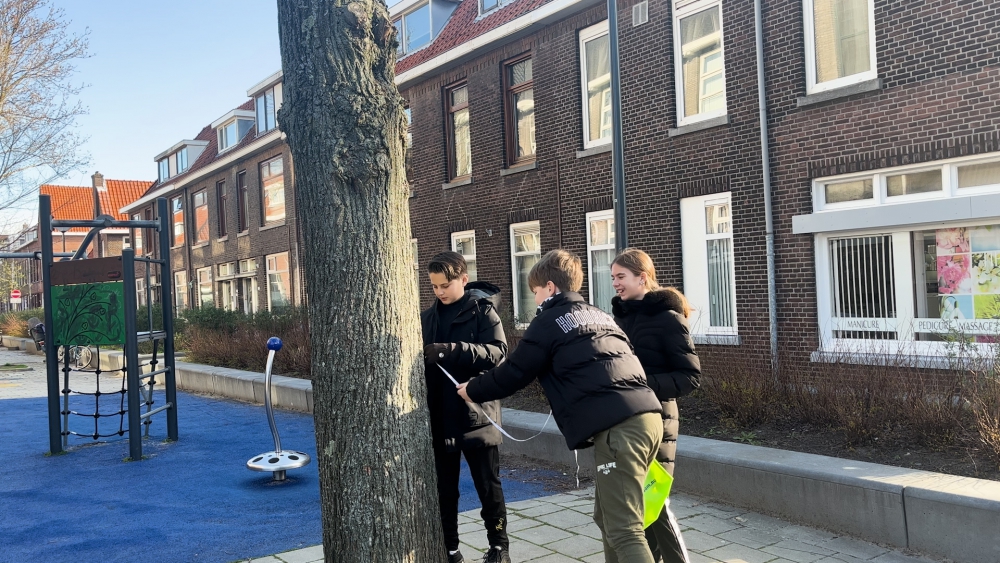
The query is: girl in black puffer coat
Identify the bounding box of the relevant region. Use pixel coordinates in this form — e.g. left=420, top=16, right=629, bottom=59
left=611, top=248, right=700, bottom=563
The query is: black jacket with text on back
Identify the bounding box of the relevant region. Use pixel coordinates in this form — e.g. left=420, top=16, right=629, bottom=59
left=421, top=281, right=507, bottom=451
left=465, top=291, right=662, bottom=450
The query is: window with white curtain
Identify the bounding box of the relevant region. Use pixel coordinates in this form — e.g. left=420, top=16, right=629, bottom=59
left=510, top=221, right=541, bottom=324
left=586, top=211, right=615, bottom=313
left=451, top=230, right=477, bottom=282
left=681, top=192, right=737, bottom=336
left=673, top=0, right=726, bottom=124
left=803, top=0, right=876, bottom=94
left=579, top=21, right=611, bottom=149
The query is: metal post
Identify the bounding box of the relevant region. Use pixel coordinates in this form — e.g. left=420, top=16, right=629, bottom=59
left=607, top=0, right=628, bottom=252
left=157, top=197, right=178, bottom=441
left=39, top=196, right=61, bottom=455
left=122, top=248, right=142, bottom=461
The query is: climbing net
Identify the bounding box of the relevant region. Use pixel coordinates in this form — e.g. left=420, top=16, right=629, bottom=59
left=60, top=340, right=164, bottom=442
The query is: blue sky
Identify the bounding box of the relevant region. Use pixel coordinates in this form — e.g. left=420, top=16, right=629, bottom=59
left=58, top=0, right=283, bottom=186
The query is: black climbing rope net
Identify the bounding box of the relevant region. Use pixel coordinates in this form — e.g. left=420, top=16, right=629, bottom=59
left=60, top=339, right=162, bottom=441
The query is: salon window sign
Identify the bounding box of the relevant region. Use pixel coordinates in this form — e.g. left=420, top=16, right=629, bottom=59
left=930, top=225, right=1000, bottom=336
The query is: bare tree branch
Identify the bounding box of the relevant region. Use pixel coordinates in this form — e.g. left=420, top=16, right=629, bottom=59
left=0, top=0, right=90, bottom=212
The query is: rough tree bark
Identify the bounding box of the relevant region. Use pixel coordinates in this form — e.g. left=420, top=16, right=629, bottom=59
left=276, top=1, right=445, bottom=561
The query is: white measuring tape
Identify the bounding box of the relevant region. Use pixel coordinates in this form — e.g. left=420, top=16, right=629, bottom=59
left=437, top=364, right=581, bottom=487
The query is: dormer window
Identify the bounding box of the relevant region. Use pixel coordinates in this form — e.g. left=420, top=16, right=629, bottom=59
left=176, top=148, right=188, bottom=174
left=213, top=110, right=256, bottom=153
left=159, top=159, right=169, bottom=182
left=255, top=83, right=283, bottom=134
left=395, top=3, right=431, bottom=55
left=480, top=0, right=499, bottom=15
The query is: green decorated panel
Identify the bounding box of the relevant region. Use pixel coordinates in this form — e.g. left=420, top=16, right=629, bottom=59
left=52, top=282, right=126, bottom=346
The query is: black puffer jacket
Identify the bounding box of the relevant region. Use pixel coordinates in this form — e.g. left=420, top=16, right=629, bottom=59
left=612, top=289, right=701, bottom=474
left=421, top=281, right=507, bottom=451
left=467, top=292, right=662, bottom=450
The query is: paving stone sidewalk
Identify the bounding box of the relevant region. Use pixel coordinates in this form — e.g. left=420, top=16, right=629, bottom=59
left=254, top=487, right=945, bottom=563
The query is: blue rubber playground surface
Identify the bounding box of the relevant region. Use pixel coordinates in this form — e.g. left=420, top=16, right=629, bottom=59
left=0, top=378, right=560, bottom=563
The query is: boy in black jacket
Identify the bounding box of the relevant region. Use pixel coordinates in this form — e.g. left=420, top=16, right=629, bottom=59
left=459, top=249, right=664, bottom=563
left=422, top=251, right=511, bottom=563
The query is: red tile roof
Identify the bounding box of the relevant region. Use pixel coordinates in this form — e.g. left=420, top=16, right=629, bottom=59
left=40, top=184, right=95, bottom=233
left=100, top=180, right=154, bottom=221
left=395, top=0, right=556, bottom=75
left=41, top=179, right=153, bottom=232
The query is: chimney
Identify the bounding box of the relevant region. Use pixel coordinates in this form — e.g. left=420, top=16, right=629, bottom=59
left=92, top=171, right=106, bottom=191
left=92, top=171, right=103, bottom=220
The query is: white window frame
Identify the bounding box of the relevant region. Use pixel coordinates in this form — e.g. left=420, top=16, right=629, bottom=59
left=411, top=238, right=420, bottom=296
left=176, top=148, right=188, bottom=174
left=395, top=2, right=433, bottom=56
left=579, top=21, right=612, bottom=150
left=586, top=210, right=615, bottom=310
left=196, top=267, right=213, bottom=308
left=255, top=83, right=283, bottom=134
left=158, top=159, right=169, bottom=182
left=174, top=270, right=188, bottom=313
left=136, top=278, right=146, bottom=307
left=681, top=192, right=738, bottom=337
left=672, top=0, right=728, bottom=126
left=451, top=230, right=477, bottom=282
left=266, top=252, right=291, bottom=311
left=813, top=153, right=1000, bottom=213
left=217, top=119, right=240, bottom=152
left=802, top=0, right=877, bottom=95
left=510, top=220, right=541, bottom=325
left=479, top=0, right=500, bottom=16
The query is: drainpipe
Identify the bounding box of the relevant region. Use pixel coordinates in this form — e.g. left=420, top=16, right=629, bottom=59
left=754, top=0, right=779, bottom=372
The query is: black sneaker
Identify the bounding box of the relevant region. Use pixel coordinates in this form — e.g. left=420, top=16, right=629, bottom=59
left=482, top=546, right=511, bottom=563
left=448, top=551, right=465, bottom=563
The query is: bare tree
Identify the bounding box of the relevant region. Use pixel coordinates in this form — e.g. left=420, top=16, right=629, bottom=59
left=276, top=1, right=445, bottom=562
left=0, top=0, right=89, bottom=212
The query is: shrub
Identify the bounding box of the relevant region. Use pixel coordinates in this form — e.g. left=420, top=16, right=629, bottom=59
left=184, top=307, right=310, bottom=377
left=0, top=308, right=45, bottom=338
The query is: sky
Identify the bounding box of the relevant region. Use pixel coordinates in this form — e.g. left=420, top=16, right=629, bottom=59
left=2, top=0, right=284, bottom=230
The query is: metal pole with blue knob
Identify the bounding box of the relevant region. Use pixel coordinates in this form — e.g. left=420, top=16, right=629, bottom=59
left=246, top=337, right=311, bottom=482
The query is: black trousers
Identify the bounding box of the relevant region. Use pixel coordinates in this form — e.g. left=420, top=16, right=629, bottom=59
left=434, top=444, right=508, bottom=551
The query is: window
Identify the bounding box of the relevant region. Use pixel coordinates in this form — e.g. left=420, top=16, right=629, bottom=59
left=504, top=56, right=535, bottom=165
left=176, top=148, right=188, bottom=174
left=255, top=83, right=282, bottom=133
left=136, top=278, right=146, bottom=307
left=174, top=270, right=188, bottom=312
left=397, top=4, right=432, bottom=54
left=170, top=196, right=184, bottom=247
left=216, top=180, right=227, bottom=237
left=260, top=156, right=285, bottom=224
left=159, top=159, right=169, bottom=182
left=266, top=252, right=291, bottom=310
left=237, top=170, right=249, bottom=232
left=197, top=267, right=213, bottom=308
left=804, top=0, right=876, bottom=94
left=480, top=0, right=499, bottom=14
left=681, top=193, right=737, bottom=335
left=219, top=260, right=258, bottom=313
left=674, top=0, right=726, bottom=124
left=579, top=22, right=611, bottom=148
left=510, top=221, right=541, bottom=323
left=586, top=211, right=615, bottom=313
left=411, top=238, right=420, bottom=296
left=192, top=190, right=209, bottom=244
left=132, top=213, right=143, bottom=256
left=217, top=118, right=254, bottom=152
left=812, top=155, right=1000, bottom=212
left=446, top=84, right=471, bottom=180
left=451, top=230, right=477, bottom=281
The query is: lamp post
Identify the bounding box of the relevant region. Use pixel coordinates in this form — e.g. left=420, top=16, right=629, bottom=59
left=607, top=0, right=628, bottom=252
left=55, top=226, right=70, bottom=253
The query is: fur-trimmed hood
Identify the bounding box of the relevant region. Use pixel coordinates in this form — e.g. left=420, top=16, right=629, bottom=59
left=611, top=288, right=687, bottom=318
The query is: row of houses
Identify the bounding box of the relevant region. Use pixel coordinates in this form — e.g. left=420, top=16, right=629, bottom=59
left=7, top=0, right=999, bottom=375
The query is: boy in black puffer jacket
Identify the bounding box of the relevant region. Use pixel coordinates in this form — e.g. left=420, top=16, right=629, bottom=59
left=421, top=251, right=510, bottom=563
left=459, top=249, right=663, bottom=563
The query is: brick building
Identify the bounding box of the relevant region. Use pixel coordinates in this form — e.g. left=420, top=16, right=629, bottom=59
left=394, top=0, right=1000, bottom=370
left=121, top=72, right=302, bottom=314
left=6, top=175, right=150, bottom=309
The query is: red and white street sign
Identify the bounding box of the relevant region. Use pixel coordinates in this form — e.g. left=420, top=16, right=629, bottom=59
left=10, top=289, right=21, bottom=299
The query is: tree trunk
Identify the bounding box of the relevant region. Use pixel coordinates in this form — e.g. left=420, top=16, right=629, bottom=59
left=276, top=2, right=445, bottom=561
